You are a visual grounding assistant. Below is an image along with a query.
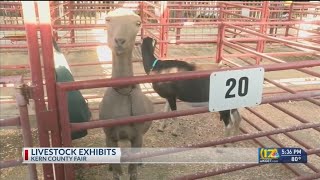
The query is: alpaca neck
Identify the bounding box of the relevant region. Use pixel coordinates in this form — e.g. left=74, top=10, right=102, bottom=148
left=112, top=49, right=134, bottom=78
left=141, top=47, right=157, bottom=73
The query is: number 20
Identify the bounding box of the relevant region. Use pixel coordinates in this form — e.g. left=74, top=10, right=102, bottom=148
left=225, top=77, right=249, bottom=98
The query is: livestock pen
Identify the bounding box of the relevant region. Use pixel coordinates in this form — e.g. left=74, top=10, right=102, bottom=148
left=0, top=1, right=320, bottom=180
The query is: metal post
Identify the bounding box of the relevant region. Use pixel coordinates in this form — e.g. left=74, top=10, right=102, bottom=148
left=37, top=1, right=64, bottom=179
left=296, top=4, right=305, bottom=38
left=175, top=2, right=182, bottom=43
left=216, top=24, right=225, bottom=64
left=52, top=1, right=61, bottom=25
left=159, top=1, right=168, bottom=58
left=15, top=84, right=38, bottom=180
left=69, top=1, right=75, bottom=43
left=163, top=6, right=169, bottom=57
left=21, top=1, right=54, bottom=179
left=285, top=2, right=294, bottom=37
left=140, top=1, right=144, bottom=40
left=56, top=90, right=74, bottom=180
left=269, top=3, right=277, bottom=36
left=256, top=1, right=269, bottom=64
left=216, top=2, right=225, bottom=64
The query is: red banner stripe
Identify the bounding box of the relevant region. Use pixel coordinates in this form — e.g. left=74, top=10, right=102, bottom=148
left=24, top=149, right=28, bottom=160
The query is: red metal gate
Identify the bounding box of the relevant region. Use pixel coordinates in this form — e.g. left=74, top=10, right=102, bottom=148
left=0, top=76, right=37, bottom=179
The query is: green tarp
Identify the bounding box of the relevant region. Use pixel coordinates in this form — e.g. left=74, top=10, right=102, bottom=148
left=55, top=66, right=91, bottom=140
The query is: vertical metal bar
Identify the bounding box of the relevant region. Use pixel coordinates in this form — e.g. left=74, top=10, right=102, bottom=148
left=69, top=1, right=75, bottom=43
left=163, top=6, right=169, bottom=58
left=140, top=1, right=144, bottom=40
left=38, top=1, right=58, bottom=110
left=158, top=2, right=164, bottom=57
left=37, top=1, right=64, bottom=179
left=216, top=2, right=226, bottom=64
left=52, top=1, right=60, bottom=25
left=15, top=85, right=38, bottom=180
left=215, top=2, right=225, bottom=63
left=256, top=1, right=269, bottom=64
left=21, top=1, right=54, bottom=179
left=57, top=90, right=74, bottom=179
left=285, top=2, right=294, bottom=37
left=216, top=25, right=225, bottom=64
left=296, top=5, right=304, bottom=38
left=175, top=2, right=182, bottom=42
left=159, top=1, right=168, bottom=58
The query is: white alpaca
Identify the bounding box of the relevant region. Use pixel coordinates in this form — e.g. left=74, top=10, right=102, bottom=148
left=99, top=8, right=153, bottom=180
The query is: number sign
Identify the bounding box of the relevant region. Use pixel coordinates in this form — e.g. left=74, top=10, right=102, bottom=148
left=209, top=67, right=264, bottom=112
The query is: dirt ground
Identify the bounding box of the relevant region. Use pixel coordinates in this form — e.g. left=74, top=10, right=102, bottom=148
left=0, top=43, right=320, bottom=180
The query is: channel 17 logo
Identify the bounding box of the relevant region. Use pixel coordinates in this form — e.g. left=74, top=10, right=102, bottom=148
left=259, top=148, right=280, bottom=163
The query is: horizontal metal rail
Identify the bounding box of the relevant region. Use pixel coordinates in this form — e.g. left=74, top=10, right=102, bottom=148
left=56, top=60, right=320, bottom=91
left=0, top=117, right=20, bottom=127
left=1, top=20, right=319, bottom=31
left=0, top=159, right=23, bottom=169
left=123, top=124, right=320, bottom=162
left=225, top=24, right=320, bottom=51
left=70, top=90, right=320, bottom=132
left=295, top=173, right=320, bottom=180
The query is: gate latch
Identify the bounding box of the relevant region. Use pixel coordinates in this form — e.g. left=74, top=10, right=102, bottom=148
left=15, top=84, right=33, bottom=105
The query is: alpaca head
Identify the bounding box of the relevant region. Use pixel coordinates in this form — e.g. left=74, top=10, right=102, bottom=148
left=106, top=8, right=141, bottom=55
left=141, top=37, right=158, bottom=74
left=142, top=36, right=157, bottom=54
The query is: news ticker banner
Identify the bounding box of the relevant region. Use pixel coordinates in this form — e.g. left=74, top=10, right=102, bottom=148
left=22, top=147, right=307, bottom=164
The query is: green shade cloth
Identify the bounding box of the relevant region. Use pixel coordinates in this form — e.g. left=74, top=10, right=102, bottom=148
left=55, top=66, right=91, bottom=140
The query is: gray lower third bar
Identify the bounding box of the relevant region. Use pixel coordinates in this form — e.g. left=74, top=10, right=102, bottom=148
left=120, top=148, right=258, bottom=164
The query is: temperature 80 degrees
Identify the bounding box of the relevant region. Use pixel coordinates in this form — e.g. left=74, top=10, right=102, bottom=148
left=291, top=156, right=302, bottom=162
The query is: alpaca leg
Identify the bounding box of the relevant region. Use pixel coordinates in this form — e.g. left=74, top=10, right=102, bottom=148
left=224, top=121, right=233, bottom=138
left=230, top=109, right=242, bottom=136
left=225, top=109, right=242, bottom=137
left=166, top=97, right=179, bottom=136
left=171, top=116, right=179, bottom=136
left=219, top=110, right=234, bottom=138
left=220, top=109, right=242, bottom=147
left=158, top=101, right=170, bottom=132
left=128, top=135, right=143, bottom=180
left=106, top=138, right=122, bottom=179
left=219, top=110, right=233, bottom=147
left=223, top=123, right=233, bottom=148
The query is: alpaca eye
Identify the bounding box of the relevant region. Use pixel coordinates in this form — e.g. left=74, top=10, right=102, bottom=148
left=136, top=21, right=141, bottom=26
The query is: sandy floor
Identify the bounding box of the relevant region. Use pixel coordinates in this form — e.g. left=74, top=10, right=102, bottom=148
left=0, top=43, right=320, bottom=180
